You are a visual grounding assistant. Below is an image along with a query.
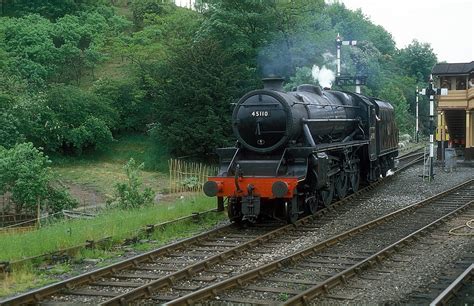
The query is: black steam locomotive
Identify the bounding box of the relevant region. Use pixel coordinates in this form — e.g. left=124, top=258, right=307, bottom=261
left=204, top=78, right=398, bottom=223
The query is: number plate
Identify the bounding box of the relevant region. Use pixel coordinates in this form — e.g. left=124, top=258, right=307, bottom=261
left=251, top=110, right=271, bottom=117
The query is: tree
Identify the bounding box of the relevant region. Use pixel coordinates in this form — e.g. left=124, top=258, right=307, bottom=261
left=93, top=78, right=148, bottom=131
left=44, top=85, right=117, bottom=153
left=129, top=0, right=174, bottom=29
left=0, top=143, right=77, bottom=214
left=325, top=3, right=395, bottom=56
left=1, top=10, right=129, bottom=87
left=13, top=85, right=117, bottom=154
left=379, top=83, right=413, bottom=134
left=396, top=40, right=437, bottom=83
left=0, top=0, right=102, bottom=20
left=152, top=39, right=255, bottom=157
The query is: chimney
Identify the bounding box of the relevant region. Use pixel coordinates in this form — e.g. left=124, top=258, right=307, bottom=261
left=262, top=77, right=285, bottom=91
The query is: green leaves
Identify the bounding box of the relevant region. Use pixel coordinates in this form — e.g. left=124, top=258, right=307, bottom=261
left=395, top=40, right=437, bottom=83
left=108, top=158, right=155, bottom=209
left=1, top=9, right=129, bottom=87
left=0, top=143, right=77, bottom=213
left=379, top=83, right=412, bottom=134
left=151, top=39, right=255, bottom=156
left=43, top=85, right=117, bottom=153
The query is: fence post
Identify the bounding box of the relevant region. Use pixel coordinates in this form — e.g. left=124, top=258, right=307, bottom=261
left=36, top=197, right=41, bottom=229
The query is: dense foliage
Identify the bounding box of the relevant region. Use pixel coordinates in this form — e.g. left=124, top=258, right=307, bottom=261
left=107, top=158, right=155, bottom=209
left=1, top=0, right=438, bottom=158
left=0, top=143, right=77, bottom=214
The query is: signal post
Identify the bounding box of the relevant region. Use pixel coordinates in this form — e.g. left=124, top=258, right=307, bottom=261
left=419, top=75, right=448, bottom=181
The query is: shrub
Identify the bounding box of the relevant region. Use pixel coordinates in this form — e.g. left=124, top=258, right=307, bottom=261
left=0, top=143, right=77, bottom=214
left=107, top=158, right=155, bottom=209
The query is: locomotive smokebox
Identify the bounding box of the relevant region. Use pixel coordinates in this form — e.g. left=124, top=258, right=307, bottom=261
left=262, top=77, right=285, bottom=91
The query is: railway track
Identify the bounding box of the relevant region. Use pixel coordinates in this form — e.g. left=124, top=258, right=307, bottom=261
left=0, top=207, right=222, bottom=275
left=0, top=150, right=424, bottom=305
left=430, top=263, right=473, bottom=306
left=161, top=179, right=473, bottom=305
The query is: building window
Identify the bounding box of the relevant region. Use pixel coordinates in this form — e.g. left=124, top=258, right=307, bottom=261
left=440, top=77, right=451, bottom=89
left=456, top=77, right=466, bottom=90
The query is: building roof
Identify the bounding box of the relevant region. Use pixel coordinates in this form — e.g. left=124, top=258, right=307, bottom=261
left=432, top=61, right=474, bottom=76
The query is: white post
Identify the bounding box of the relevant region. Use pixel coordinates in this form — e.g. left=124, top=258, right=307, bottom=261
left=429, top=75, right=434, bottom=181
left=355, top=79, right=361, bottom=94
left=336, top=34, right=341, bottom=77
left=416, top=86, right=419, bottom=143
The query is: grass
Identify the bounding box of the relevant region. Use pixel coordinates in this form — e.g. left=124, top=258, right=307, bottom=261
left=0, top=264, right=54, bottom=298
left=51, top=133, right=170, bottom=197
left=0, top=195, right=220, bottom=262
left=0, top=199, right=225, bottom=298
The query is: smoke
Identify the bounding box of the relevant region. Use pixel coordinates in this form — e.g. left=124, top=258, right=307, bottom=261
left=311, top=65, right=335, bottom=89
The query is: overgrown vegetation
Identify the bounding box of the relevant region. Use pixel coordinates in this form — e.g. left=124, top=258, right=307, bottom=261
left=107, top=158, right=155, bottom=209
left=0, top=195, right=219, bottom=262
left=0, top=143, right=77, bottom=214
left=0, top=200, right=224, bottom=298
left=0, top=0, right=437, bottom=154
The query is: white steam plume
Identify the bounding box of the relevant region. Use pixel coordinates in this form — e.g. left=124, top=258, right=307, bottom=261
left=312, top=65, right=335, bottom=89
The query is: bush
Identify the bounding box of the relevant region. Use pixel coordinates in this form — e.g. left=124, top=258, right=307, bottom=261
left=92, top=78, right=149, bottom=131
left=15, top=85, right=117, bottom=154
left=0, top=143, right=77, bottom=214
left=107, top=158, right=155, bottom=209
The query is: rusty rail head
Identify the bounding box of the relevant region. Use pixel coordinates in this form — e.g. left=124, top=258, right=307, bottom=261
left=0, top=149, right=424, bottom=305
left=164, top=179, right=473, bottom=306
left=284, top=200, right=474, bottom=306
left=0, top=223, right=232, bottom=306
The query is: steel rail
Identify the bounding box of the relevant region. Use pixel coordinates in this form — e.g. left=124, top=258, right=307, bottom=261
left=0, top=149, right=422, bottom=305
left=430, top=264, right=474, bottom=306
left=0, top=207, right=220, bottom=275
left=103, top=163, right=418, bottom=305
left=285, top=201, right=474, bottom=305
left=100, top=181, right=382, bottom=305
left=0, top=223, right=234, bottom=305
left=0, top=182, right=379, bottom=306
left=165, top=179, right=473, bottom=305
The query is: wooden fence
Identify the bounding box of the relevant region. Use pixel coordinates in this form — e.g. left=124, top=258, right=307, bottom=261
left=0, top=225, right=36, bottom=235
left=168, top=159, right=218, bottom=194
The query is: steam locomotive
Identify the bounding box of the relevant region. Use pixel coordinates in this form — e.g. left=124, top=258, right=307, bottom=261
left=203, top=78, right=398, bottom=223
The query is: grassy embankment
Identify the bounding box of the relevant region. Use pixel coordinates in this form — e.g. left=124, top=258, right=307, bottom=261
left=0, top=134, right=223, bottom=297
left=0, top=207, right=224, bottom=297
left=52, top=133, right=170, bottom=199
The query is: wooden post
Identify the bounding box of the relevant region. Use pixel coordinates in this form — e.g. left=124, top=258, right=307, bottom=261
left=36, top=197, right=41, bottom=229
left=169, top=159, right=172, bottom=193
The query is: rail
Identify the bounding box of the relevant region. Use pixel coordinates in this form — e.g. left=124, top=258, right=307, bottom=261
left=165, top=179, right=473, bottom=305
left=430, top=264, right=474, bottom=306
left=0, top=149, right=425, bottom=304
